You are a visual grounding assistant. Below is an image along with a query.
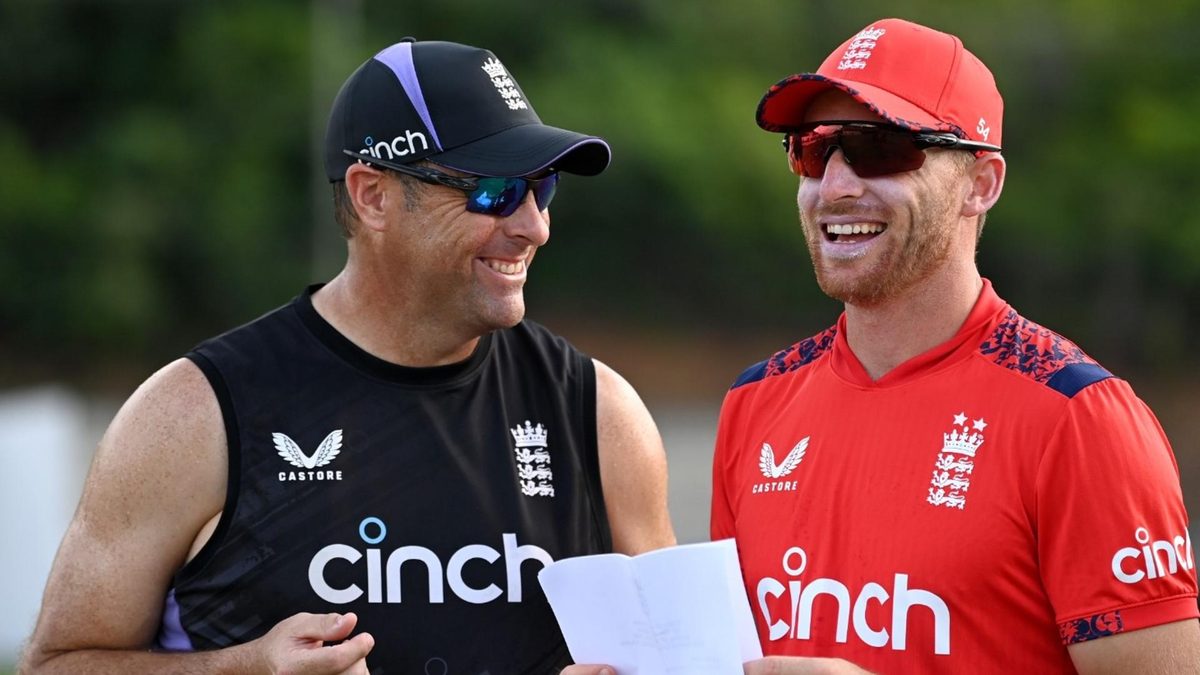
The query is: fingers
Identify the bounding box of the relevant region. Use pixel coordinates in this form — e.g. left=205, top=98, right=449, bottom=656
left=260, top=612, right=375, bottom=675
left=292, top=632, right=375, bottom=674
left=316, top=612, right=359, bottom=643
left=562, top=666, right=616, bottom=675
left=744, top=657, right=872, bottom=675
left=335, top=655, right=372, bottom=675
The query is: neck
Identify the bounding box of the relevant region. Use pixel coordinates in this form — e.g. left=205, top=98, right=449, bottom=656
left=843, top=268, right=983, bottom=381
left=312, top=266, right=480, bottom=367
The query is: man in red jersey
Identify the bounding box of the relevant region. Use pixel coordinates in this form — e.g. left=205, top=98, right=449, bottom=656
left=707, top=16, right=1200, bottom=674
left=566, top=16, right=1197, bottom=675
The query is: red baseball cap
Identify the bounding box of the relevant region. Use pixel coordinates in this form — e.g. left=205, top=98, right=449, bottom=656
left=756, top=18, right=1003, bottom=148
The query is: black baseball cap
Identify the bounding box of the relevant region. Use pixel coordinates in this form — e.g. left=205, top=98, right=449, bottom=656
left=324, top=38, right=611, bottom=181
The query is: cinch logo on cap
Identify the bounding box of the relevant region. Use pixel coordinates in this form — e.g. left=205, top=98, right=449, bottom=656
left=357, top=132, right=430, bottom=162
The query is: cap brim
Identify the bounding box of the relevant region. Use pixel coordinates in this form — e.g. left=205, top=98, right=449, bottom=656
left=756, top=73, right=953, bottom=134
left=430, top=123, right=612, bottom=177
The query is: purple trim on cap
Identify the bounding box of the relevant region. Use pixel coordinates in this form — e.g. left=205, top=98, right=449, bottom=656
left=374, top=43, right=443, bottom=151
left=533, top=138, right=612, bottom=173
left=155, top=588, right=195, bottom=652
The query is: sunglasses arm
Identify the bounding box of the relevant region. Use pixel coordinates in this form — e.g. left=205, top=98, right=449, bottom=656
left=341, top=149, right=480, bottom=191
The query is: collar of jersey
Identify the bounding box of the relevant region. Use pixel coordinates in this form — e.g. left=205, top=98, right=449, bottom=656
left=293, top=284, right=493, bottom=386
left=828, top=278, right=1009, bottom=389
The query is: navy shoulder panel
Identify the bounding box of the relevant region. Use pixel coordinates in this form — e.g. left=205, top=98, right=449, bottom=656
left=979, top=310, right=1113, bottom=398
left=732, top=358, right=772, bottom=389
left=730, top=326, right=837, bottom=390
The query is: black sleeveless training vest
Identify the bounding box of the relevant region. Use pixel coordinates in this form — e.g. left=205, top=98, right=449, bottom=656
left=165, top=286, right=611, bottom=674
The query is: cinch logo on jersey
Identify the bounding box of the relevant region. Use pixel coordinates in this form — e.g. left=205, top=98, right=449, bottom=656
left=756, top=546, right=951, bottom=655
left=308, top=517, right=553, bottom=604
left=275, top=429, right=345, bottom=482
left=752, top=437, right=808, bottom=494
left=357, top=131, right=430, bottom=161
left=1110, top=526, right=1195, bottom=585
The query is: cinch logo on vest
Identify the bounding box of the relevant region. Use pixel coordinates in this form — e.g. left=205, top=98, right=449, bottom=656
left=358, top=131, right=429, bottom=161
left=756, top=546, right=951, bottom=655
left=1110, top=526, right=1194, bottom=584
left=275, top=429, right=345, bottom=482
left=308, top=517, right=554, bottom=605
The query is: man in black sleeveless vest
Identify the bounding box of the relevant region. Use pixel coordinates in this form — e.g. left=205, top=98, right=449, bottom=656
left=22, top=39, right=676, bottom=675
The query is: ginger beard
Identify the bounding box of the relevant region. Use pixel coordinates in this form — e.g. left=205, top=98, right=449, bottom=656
left=798, top=168, right=963, bottom=308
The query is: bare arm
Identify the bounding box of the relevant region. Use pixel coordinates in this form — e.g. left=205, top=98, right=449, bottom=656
left=593, top=359, right=676, bottom=555
left=1067, top=619, right=1200, bottom=674
left=19, top=359, right=373, bottom=674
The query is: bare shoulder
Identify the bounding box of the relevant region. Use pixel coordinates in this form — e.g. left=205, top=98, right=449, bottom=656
left=88, top=357, right=226, bottom=519
left=23, top=358, right=228, bottom=663
left=592, top=359, right=676, bottom=554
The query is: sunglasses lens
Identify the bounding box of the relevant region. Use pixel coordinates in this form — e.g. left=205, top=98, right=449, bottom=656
left=847, top=128, right=926, bottom=178
left=467, top=178, right=524, bottom=216
left=466, top=174, right=559, bottom=217
left=532, top=173, right=558, bottom=211
left=788, top=126, right=927, bottom=179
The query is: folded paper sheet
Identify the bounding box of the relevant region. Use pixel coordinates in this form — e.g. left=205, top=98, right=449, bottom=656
left=538, top=539, right=763, bottom=674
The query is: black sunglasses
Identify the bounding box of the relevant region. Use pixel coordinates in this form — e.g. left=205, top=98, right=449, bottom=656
left=342, top=149, right=558, bottom=217
left=782, top=121, right=1002, bottom=179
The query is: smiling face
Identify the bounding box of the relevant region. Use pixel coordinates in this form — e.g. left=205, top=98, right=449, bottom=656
left=796, top=91, right=976, bottom=307
left=382, top=171, right=551, bottom=336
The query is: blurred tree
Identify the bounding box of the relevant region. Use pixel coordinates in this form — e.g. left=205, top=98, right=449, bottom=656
left=1, top=0, right=1198, bottom=388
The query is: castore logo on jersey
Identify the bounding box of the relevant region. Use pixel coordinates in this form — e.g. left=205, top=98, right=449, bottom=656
left=752, top=437, right=809, bottom=494
left=308, top=516, right=553, bottom=605
left=275, top=429, right=345, bottom=482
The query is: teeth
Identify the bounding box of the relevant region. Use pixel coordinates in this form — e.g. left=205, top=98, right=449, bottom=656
left=485, top=259, right=524, bottom=275
left=826, top=223, right=884, bottom=235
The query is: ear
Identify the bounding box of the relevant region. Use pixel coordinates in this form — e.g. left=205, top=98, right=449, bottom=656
left=344, top=162, right=391, bottom=233
left=962, top=153, right=1005, bottom=218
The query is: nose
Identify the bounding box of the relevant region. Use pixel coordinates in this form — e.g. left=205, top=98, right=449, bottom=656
left=816, top=149, right=865, bottom=202
left=500, top=190, right=551, bottom=247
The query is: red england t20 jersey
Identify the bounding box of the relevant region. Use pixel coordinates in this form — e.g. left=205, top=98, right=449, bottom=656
left=711, top=280, right=1197, bottom=673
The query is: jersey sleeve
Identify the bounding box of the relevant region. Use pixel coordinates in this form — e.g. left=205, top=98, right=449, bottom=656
left=711, top=389, right=741, bottom=542
left=1035, top=377, right=1198, bottom=644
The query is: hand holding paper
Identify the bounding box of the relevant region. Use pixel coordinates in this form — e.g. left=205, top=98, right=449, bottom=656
left=538, top=539, right=763, bottom=674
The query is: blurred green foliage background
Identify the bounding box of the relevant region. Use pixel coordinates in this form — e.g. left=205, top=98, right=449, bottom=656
left=3, top=0, right=1199, bottom=384
left=2, top=0, right=1199, bottom=470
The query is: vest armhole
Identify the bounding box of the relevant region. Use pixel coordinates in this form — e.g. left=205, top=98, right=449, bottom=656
left=578, top=355, right=612, bottom=552
left=175, top=350, right=243, bottom=581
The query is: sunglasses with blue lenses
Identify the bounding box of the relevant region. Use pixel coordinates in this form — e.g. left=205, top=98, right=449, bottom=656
left=342, top=149, right=558, bottom=217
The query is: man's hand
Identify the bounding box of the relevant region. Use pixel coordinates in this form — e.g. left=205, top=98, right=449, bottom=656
left=743, top=657, right=872, bottom=675
left=562, top=657, right=872, bottom=675
left=561, top=667, right=613, bottom=675
left=253, top=612, right=375, bottom=674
